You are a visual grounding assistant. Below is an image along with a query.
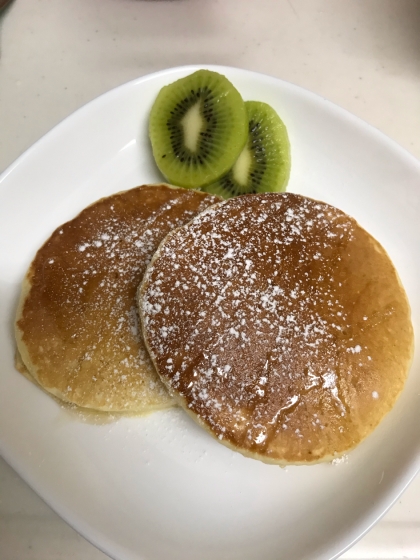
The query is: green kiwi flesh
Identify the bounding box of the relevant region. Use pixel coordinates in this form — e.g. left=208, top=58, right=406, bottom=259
left=149, top=70, right=248, bottom=189
left=202, top=101, right=291, bottom=199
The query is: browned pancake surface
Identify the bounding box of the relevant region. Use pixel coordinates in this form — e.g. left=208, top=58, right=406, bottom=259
left=16, top=184, right=220, bottom=412
left=139, top=193, right=414, bottom=463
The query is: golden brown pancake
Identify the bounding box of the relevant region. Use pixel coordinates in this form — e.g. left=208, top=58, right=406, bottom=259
left=139, top=193, right=414, bottom=464
left=15, top=184, right=220, bottom=412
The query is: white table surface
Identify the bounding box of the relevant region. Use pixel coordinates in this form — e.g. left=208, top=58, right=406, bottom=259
left=0, top=0, right=419, bottom=558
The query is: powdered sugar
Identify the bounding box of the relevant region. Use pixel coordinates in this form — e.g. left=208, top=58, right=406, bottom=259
left=141, top=193, right=382, bottom=460
left=24, top=185, right=218, bottom=411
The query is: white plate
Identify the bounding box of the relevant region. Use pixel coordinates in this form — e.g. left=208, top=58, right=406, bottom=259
left=0, top=65, right=419, bottom=560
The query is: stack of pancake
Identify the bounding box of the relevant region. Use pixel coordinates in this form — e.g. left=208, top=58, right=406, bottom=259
left=15, top=185, right=414, bottom=464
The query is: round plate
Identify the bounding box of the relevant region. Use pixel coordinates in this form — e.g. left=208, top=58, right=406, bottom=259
left=0, top=65, right=419, bottom=560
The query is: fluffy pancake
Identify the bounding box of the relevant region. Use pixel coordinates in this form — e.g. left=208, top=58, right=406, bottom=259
left=139, top=193, right=414, bottom=464
left=15, top=184, right=220, bottom=412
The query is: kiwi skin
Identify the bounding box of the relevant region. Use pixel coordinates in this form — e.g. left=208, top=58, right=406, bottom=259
left=202, top=100, right=291, bottom=199
left=149, top=70, right=249, bottom=190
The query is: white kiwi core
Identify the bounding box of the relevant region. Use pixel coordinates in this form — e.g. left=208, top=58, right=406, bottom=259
left=232, top=146, right=252, bottom=186
left=181, top=102, right=203, bottom=153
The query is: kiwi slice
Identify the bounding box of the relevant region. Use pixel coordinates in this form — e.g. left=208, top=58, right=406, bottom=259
left=149, top=70, right=248, bottom=189
left=202, top=101, right=291, bottom=199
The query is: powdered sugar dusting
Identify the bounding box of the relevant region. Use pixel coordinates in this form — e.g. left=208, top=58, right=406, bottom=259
left=332, top=454, right=348, bottom=465
left=140, top=192, right=386, bottom=462
left=22, top=185, right=219, bottom=411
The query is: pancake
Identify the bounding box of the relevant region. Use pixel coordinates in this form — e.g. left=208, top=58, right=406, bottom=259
left=138, top=192, right=414, bottom=464
left=15, top=184, right=220, bottom=412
